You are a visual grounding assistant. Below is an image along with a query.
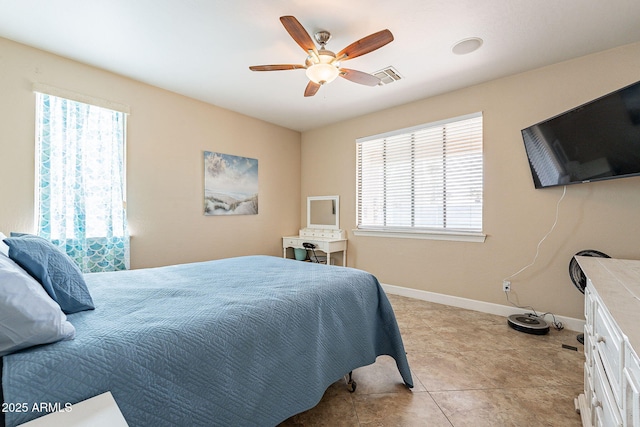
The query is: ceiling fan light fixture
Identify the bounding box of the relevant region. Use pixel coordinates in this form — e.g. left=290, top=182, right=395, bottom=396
left=306, top=63, right=340, bottom=85
left=306, top=49, right=339, bottom=84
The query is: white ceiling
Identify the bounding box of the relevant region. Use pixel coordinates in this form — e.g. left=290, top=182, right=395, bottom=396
left=1, top=0, right=640, bottom=132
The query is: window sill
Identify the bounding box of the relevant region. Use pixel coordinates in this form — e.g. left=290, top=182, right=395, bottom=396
left=352, top=228, right=486, bottom=243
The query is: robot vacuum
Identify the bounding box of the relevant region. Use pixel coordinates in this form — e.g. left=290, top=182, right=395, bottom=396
left=507, top=313, right=550, bottom=335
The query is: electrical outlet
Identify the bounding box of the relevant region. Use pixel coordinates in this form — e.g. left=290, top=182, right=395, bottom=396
left=503, top=280, right=511, bottom=292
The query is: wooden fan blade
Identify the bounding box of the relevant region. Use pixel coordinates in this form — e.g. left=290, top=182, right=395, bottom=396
left=337, top=29, right=394, bottom=61
left=249, top=64, right=306, bottom=71
left=339, top=68, right=381, bottom=86
left=304, top=81, right=321, bottom=97
left=280, top=16, right=317, bottom=54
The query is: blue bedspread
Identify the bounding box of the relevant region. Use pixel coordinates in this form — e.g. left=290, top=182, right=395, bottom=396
left=2, top=255, right=412, bottom=426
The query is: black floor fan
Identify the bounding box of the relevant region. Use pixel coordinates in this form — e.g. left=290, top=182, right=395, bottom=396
left=569, top=250, right=610, bottom=345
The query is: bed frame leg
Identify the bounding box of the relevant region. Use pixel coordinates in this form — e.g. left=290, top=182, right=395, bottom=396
left=345, top=371, right=357, bottom=393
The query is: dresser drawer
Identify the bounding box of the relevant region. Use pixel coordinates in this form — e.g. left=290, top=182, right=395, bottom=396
left=593, top=354, right=623, bottom=427
left=585, top=326, right=595, bottom=371
left=624, top=347, right=640, bottom=427
left=594, top=304, right=624, bottom=402
left=585, top=284, right=596, bottom=336
left=585, top=362, right=594, bottom=413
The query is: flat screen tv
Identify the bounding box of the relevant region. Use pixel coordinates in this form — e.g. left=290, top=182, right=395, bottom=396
left=521, top=80, right=640, bottom=188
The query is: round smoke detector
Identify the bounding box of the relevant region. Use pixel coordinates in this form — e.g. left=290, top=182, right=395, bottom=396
left=451, top=37, right=483, bottom=55
left=507, top=313, right=550, bottom=335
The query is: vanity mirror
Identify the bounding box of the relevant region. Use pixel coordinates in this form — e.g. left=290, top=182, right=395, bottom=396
left=307, top=196, right=339, bottom=230
left=282, top=195, right=346, bottom=265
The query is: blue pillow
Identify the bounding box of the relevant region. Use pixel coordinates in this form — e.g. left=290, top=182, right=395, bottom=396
left=4, top=235, right=95, bottom=314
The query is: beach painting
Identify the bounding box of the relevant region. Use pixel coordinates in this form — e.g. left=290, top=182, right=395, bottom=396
left=204, top=151, right=258, bottom=215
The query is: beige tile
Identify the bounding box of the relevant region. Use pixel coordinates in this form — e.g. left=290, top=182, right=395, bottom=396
left=398, top=327, right=444, bottom=354
left=505, top=324, right=584, bottom=352
left=415, top=324, right=517, bottom=352
left=389, top=301, right=453, bottom=331
left=354, top=392, right=453, bottom=427
left=352, top=356, right=427, bottom=394
left=513, top=385, right=584, bottom=426
left=430, top=387, right=581, bottom=427
left=456, top=346, right=582, bottom=389
left=279, top=296, right=585, bottom=426
left=407, top=350, right=498, bottom=391
left=430, top=388, right=536, bottom=427
left=279, top=380, right=359, bottom=426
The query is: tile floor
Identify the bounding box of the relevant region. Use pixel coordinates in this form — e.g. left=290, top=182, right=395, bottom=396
left=279, top=294, right=585, bottom=426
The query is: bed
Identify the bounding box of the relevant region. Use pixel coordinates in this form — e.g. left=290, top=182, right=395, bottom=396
left=1, top=254, right=413, bottom=426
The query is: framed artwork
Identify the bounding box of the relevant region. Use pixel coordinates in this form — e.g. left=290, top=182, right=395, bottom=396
left=204, top=151, right=258, bottom=215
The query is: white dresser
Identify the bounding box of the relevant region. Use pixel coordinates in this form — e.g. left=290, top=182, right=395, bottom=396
left=575, top=256, right=640, bottom=427
left=282, top=228, right=347, bottom=266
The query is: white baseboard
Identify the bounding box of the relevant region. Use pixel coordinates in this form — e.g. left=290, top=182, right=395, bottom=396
left=381, top=283, right=585, bottom=333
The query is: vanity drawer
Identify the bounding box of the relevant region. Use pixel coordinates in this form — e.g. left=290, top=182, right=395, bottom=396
left=594, top=304, right=624, bottom=403
left=283, top=238, right=301, bottom=248
left=282, top=238, right=330, bottom=252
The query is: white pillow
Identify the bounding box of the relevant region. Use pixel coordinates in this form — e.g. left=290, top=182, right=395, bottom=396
left=0, top=231, right=9, bottom=256
left=0, top=253, right=76, bottom=357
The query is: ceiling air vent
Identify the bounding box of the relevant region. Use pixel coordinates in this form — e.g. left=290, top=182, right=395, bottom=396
left=373, top=66, right=403, bottom=85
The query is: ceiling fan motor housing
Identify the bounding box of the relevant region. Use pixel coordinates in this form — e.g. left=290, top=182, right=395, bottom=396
left=314, top=30, right=331, bottom=46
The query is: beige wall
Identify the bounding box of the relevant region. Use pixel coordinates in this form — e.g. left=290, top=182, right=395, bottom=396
left=0, top=37, right=302, bottom=269
left=301, top=42, right=640, bottom=319
left=3, top=35, right=640, bottom=320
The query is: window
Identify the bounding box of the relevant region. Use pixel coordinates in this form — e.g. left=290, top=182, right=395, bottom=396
left=35, top=91, right=129, bottom=272
left=356, top=112, right=484, bottom=241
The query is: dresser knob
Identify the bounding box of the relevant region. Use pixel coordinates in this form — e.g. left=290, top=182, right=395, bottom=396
left=591, top=397, right=601, bottom=408
left=596, top=334, right=606, bottom=343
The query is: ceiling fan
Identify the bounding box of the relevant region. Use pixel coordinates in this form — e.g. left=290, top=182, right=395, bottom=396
left=249, top=16, right=394, bottom=97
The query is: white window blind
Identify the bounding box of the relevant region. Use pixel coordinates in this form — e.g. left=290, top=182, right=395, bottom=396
left=356, top=113, right=483, bottom=236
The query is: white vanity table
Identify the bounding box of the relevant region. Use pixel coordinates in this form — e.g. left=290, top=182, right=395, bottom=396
left=282, top=195, right=347, bottom=266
